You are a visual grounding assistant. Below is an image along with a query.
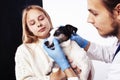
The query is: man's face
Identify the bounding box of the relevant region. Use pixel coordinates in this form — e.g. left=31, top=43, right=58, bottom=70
left=87, top=0, right=119, bottom=37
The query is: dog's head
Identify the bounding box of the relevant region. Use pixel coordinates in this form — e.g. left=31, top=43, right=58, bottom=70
left=44, top=24, right=78, bottom=49
left=53, top=24, right=78, bottom=42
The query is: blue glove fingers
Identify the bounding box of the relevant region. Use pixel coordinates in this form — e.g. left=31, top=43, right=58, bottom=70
left=70, top=34, right=89, bottom=48
left=53, top=38, right=59, bottom=47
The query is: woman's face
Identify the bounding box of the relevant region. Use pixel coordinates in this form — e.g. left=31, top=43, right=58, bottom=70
left=87, top=0, right=118, bottom=37
left=26, top=9, right=51, bottom=39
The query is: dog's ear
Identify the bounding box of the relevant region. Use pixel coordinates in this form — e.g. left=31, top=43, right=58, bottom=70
left=65, top=24, right=78, bottom=34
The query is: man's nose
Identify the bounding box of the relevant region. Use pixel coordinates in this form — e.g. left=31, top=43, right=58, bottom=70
left=87, top=14, right=94, bottom=24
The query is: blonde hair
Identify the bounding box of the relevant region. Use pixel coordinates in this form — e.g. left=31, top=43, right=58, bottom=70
left=22, top=5, right=53, bottom=43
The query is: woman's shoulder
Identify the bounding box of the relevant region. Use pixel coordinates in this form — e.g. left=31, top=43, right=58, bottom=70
left=16, top=43, right=28, bottom=50
left=15, top=43, right=38, bottom=57
left=15, top=43, right=36, bottom=55
left=17, top=42, right=37, bottom=49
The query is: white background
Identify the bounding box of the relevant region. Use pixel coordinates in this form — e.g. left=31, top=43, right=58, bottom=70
left=43, top=0, right=117, bottom=80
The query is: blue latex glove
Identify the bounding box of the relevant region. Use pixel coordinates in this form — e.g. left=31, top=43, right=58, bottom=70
left=70, top=33, right=89, bottom=48
left=43, top=38, right=70, bottom=71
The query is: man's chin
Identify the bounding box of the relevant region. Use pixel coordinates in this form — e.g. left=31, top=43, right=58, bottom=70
left=99, top=33, right=107, bottom=38
left=100, top=34, right=114, bottom=38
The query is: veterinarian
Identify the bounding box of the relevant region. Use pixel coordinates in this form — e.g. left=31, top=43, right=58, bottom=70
left=15, top=5, right=79, bottom=80
left=43, top=0, right=120, bottom=80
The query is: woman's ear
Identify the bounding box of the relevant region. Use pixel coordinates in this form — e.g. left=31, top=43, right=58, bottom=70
left=114, top=3, right=120, bottom=19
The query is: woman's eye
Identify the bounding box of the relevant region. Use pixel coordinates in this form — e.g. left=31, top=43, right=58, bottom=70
left=38, top=15, right=44, bottom=20
left=29, top=20, right=35, bottom=26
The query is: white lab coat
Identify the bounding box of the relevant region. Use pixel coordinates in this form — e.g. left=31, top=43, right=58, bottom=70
left=87, top=39, right=120, bottom=80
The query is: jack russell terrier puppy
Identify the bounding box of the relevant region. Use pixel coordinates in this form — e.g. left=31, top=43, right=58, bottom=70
left=44, top=24, right=94, bottom=80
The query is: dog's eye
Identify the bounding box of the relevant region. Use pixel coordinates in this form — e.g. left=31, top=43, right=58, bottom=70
left=54, top=31, right=61, bottom=36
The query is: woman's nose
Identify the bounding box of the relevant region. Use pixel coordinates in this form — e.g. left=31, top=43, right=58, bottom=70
left=37, top=23, right=42, bottom=28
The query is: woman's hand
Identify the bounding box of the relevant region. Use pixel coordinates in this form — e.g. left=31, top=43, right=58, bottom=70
left=68, top=57, right=81, bottom=74
left=43, top=38, right=70, bottom=71
left=50, top=69, right=66, bottom=80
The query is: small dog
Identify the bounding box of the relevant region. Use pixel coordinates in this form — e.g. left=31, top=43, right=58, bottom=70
left=45, top=24, right=94, bottom=80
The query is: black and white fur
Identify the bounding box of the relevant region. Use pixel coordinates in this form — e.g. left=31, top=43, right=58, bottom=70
left=45, top=24, right=94, bottom=80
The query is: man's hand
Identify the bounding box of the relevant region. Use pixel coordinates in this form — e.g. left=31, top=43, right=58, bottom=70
left=70, top=33, right=89, bottom=48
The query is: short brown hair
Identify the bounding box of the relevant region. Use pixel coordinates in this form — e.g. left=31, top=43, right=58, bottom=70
left=102, top=0, right=120, bottom=13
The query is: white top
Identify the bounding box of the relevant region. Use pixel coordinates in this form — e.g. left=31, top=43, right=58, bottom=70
left=87, top=39, right=120, bottom=80
left=15, top=39, right=79, bottom=80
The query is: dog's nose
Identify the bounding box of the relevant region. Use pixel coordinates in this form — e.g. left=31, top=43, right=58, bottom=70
left=54, top=31, right=61, bottom=36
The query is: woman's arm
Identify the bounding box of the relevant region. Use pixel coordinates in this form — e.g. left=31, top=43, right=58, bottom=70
left=15, top=45, right=50, bottom=80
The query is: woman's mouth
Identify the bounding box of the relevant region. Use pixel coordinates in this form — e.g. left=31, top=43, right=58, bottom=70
left=38, top=27, right=46, bottom=32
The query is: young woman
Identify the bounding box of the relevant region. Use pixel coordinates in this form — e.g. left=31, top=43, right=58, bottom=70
left=15, top=5, right=78, bottom=80
left=43, top=0, right=120, bottom=80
